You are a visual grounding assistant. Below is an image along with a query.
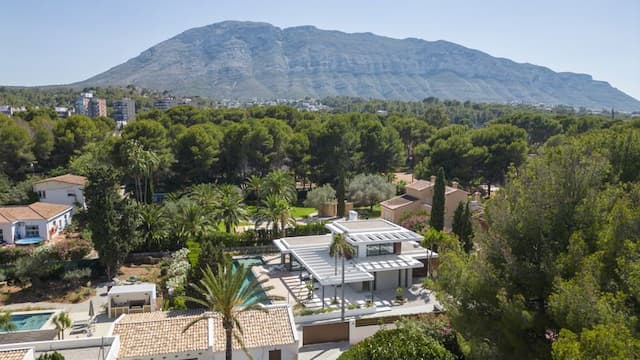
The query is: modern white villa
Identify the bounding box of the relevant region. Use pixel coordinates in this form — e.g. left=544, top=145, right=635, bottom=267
left=274, top=218, right=436, bottom=302
left=33, top=174, right=87, bottom=209
left=0, top=202, right=73, bottom=245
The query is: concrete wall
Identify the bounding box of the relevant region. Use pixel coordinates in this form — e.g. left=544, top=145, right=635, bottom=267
left=384, top=200, right=424, bottom=223
left=33, top=181, right=85, bottom=208
left=0, top=223, right=12, bottom=243
left=375, top=269, right=402, bottom=290
left=349, top=320, right=397, bottom=345
left=444, top=190, right=468, bottom=229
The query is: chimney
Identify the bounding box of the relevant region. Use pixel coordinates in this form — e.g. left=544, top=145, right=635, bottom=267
left=430, top=175, right=436, bottom=183
left=451, top=181, right=459, bottom=189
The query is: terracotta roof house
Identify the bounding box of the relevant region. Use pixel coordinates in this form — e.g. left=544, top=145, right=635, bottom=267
left=111, top=305, right=298, bottom=360
left=380, top=176, right=468, bottom=229
left=33, top=174, right=87, bottom=209
left=0, top=202, right=73, bottom=245
left=0, top=348, right=34, bottom=360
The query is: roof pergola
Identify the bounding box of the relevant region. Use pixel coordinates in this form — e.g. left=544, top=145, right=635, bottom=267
left=289, top=246, right=374, bottom=286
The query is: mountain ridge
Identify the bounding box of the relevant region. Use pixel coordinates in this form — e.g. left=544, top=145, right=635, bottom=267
left=76, top=21, right=640, bottom=111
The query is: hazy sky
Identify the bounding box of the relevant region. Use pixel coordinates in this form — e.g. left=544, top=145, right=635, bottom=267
left=1, top=0, right=638, bottom=99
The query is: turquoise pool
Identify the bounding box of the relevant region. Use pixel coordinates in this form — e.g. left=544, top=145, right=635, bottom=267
left=233, top=257, right=270, bottom=304
left=14, top=237, right=44, bottom=246
left=0, top=312, right=54, bottom=332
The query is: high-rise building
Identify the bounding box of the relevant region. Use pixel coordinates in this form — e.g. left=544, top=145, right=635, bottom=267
left=88, top=97, right=107, bottom=118
left=112, top=98, right=136, bottom=128
left=75, top=92, right=93, bottom=116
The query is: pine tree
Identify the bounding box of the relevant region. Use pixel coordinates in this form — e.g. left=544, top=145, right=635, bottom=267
left=429, top=167, right=446, bottom=231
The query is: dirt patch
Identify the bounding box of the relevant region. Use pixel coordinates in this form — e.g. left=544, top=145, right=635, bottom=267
left=117, top=264, right=162, bottom=284
left=0, top=282, right=95, bottom=305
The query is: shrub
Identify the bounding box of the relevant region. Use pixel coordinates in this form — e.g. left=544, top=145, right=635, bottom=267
left=37, top=352, right=65, bottom=360
left=338, top=328, right=455, bottom=360
left=50, top=238, right=93, bottom=261
left=15, top=246, right=63, bottom=285
left=172, top=296, right=187, bottom=310
left=0, top=246, right=31, bottom=264
left=304, top=184, right=336, bottom=209
left=62, top=268, right=91, bottom=287
left=347, top=174, right=396, bottom=210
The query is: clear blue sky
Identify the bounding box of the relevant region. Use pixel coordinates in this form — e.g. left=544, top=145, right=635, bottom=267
left=1, top=0, right=638, bottom=99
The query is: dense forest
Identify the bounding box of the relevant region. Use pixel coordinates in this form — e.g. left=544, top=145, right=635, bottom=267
left=1, top=91, right=639, bottom=359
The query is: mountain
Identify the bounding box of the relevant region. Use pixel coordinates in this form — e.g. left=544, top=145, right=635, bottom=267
left=78, top=21, right=640, bottom=111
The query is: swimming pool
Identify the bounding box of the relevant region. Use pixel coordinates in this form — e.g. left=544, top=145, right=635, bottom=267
left=14, top=237, right=44, bottom=246
left=233, top=257, right=270, bottom=305
left=0, top=311, right=54, bottom=332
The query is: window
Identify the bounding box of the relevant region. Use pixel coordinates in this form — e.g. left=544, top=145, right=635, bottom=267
left=26, top=225, right=39, bottom=237
left=0, top=229, right=3, bottom=242
left=268, top=349, right=282, bottom=360
left=366, top=243, right=394, bottom=256
left=38, top=190, right=46, bottom=199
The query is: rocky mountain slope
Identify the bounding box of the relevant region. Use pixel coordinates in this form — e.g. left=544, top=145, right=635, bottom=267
left=78, top=21, right=640, bottom=111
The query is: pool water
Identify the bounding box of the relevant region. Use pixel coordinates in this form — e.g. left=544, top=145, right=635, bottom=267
left=14, top=237, right=44, bottom=246
left=0, top=312, right=54, bottom=332
left=232, top=257, right=270, bottom=305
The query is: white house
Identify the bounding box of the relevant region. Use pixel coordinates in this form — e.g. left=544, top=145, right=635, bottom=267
left=0, top=202, right=73, bottom=245
left=111, top=305, right=299, bottom=360
left=33, top=174, right=87, bottom=209
left=274, top=218, right=434, bottom=301
left=108, top=283, right=157, bottom=318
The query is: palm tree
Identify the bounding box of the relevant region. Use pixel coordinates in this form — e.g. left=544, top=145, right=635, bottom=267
left=0, top=310, right=15, bottom=332
left=263, top=170, right=297, bottom=204
left=123, top=140, right=160, bottom=204
left=214, top=185, right=248, bottom=233
left=138, top=204, right=169, bottom=249
left=329, top=233, right=355, bottom=321
left=255, top=195, right=295, bottom=237
left=242, top=175, right=263, bottom=203
left=175, top=201, right=213, bottom=242
left=183, top=264, right=282, bottom=360
left=190, top=183, right=218, bottom=208
left=52, top=312, right=71, bottom=340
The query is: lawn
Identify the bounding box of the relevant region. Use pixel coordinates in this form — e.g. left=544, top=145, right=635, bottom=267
left=291, top=206, right=316, bottom=219
left=246, top=205, right=316, bottom=219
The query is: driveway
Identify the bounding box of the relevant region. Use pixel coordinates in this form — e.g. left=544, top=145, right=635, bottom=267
left=299, top=341, right=349, bottom=360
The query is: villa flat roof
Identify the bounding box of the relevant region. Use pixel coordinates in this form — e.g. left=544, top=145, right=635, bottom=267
left=328, top=219, right=398, bottom=233
left=325, top=219, right=424, bottom=244
left=108, top=283, right=156, bottom=295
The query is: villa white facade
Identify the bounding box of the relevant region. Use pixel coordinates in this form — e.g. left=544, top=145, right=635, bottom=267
left=33, top=174, right=87, bottom=209
left=274, top=219, right=436, bottom=300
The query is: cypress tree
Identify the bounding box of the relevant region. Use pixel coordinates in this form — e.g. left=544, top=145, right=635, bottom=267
left=462, top=201, right=474, bottom=253
left=453, top=201, right=474, bottom=253
left=430, top=167, right=446, bottom=231
left=452, top=202, right=465, bottom=238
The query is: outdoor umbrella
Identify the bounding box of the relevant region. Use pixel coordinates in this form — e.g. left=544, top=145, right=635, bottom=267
left=88, top=300, right=95, bottom=319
